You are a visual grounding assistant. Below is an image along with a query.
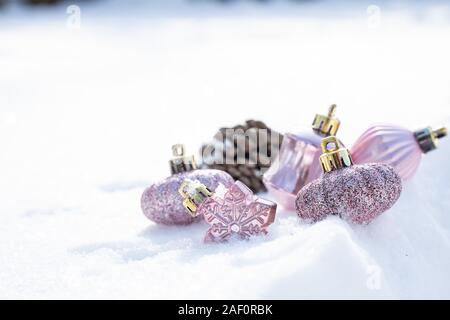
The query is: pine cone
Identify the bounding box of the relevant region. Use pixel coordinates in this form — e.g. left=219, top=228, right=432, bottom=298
left=200, top=120, right=283, bottom=193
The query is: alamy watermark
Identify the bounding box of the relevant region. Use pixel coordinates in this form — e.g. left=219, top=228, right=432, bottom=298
left=66, top=5, right=81, bottom=30
left=200, top=128, right=282, bottom=170
left=366, top=265, right=382, bottom=290
left=367, top=4, right=382, bottom=29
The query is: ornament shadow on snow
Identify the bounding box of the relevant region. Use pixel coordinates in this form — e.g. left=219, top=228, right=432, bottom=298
left=179, top=179, right=277, bottom=243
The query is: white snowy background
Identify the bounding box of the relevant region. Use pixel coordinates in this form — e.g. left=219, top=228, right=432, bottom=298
left=1, top=0, right=450, bottom=299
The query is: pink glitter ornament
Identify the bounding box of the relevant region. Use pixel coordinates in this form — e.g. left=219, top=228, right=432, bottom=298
left=179, top=180, right=277, bottom=242
left=141, top=144, right=234, bottom=225
left=264, top=104, right=343, bottom=210
left=351, top=125, right=448, bottom=180
left=296, top=136, right=402, bottom=224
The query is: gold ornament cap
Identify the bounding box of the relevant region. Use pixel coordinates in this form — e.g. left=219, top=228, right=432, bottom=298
left=312, top=104, right=341, bottom=136
left=414, top=126, right=448, bottom=154
left=319, top=136, right=353, bottom=173
left=178, top=179, right=213, bottom=217
left=169, top=144, right=197, bottom=175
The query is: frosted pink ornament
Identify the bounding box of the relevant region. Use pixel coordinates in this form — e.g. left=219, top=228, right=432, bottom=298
left=141, top=144, right=234, bottom=225
left=296, top=136, right=402, bottom=224
left=179, top=180, right=277, bottom=242
left=263, top=105, right=343, bottom=210
left=351, top=125, right=447, bottom=180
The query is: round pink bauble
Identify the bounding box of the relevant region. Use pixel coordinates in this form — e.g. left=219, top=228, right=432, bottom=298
left=141, top=169, right=234, bottom=225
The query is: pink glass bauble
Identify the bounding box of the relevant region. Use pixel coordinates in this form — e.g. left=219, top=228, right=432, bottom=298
left=296, top=163, right=402, bottom=224
left=263, top=131, right=324, bottom=210
left=351, top=125, right=424, bottom=180
left=141, top=169, right=234, bottom=225
left=263, top=105, right=342, bottom=210
left=264, top=131, right=345, bottom=210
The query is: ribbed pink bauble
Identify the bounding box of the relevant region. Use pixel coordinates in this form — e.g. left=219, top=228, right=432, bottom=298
left=296, top=136, right=402, bottom=224
left=351, top=125, right=447, bottom=180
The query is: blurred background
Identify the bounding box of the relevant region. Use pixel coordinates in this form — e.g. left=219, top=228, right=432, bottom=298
left=2, top=0, right=450, bottom=229
left=2, top=0, right=449, bottom=201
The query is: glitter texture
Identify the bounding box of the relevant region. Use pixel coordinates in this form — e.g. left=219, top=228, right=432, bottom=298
left=141, top=169, right=234, bottom=225
left=295, top=163, right=402, bottom=224
left=351, top=125, right=423, bottom=180
left=198, top=181, right=277, bottom=242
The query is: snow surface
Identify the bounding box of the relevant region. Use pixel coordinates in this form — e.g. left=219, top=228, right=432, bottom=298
left=1, top=0, right=450, bottom=299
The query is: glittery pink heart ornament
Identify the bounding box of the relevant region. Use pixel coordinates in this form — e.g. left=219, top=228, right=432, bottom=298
left=179, top=180, right=277, bottom=242
left=141, top=145, right=234, bottom=225
left=296, top=136, right=402, bottom=224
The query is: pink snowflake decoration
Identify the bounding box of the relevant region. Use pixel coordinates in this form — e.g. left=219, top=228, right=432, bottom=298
left=199, top=181, right=277, bottom=242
